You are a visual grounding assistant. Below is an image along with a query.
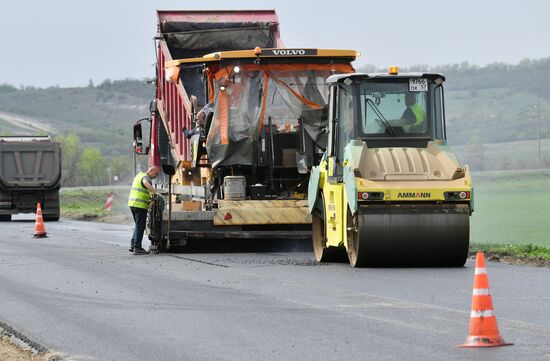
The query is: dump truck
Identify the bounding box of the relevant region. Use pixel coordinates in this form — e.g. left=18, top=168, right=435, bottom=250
left=132, top=10, right=358, bottom=250
left=0, top=136, right=61, bottom=221
left=308, top=69, right=473, bottom=267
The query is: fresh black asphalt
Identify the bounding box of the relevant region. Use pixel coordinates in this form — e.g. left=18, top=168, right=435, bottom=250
left=0, top=216, right=549, bottom=360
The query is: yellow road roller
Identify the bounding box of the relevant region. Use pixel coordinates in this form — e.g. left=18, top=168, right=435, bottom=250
left=308, top=68, right=473, bottom=267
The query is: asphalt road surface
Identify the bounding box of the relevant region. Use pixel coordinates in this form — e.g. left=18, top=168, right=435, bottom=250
left=1, top=216, right=549, bottom=361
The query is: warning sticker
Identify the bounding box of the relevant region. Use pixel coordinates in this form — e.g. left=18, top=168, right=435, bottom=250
left=409, top=78, right=428, bottom=92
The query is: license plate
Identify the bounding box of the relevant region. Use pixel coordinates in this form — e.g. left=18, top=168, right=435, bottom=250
left=409, top=78, right=428, bottom=92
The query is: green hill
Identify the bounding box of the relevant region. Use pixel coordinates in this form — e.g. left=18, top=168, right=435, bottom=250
left=0, top=79, right=153, bottom=155
left=0, top=57, right=549, bottom=174
left=359, top=58, right=550, bottom=147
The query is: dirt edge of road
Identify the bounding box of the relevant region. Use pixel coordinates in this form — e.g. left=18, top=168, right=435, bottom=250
left=0, top=322, right=65, bottom=361
left=468, top=250, right=550, bottom=267
left=76, top=213, right=132, bottom=224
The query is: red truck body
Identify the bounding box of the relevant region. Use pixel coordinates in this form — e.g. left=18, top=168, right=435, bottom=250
left=150, top=10, right=283, bottom=168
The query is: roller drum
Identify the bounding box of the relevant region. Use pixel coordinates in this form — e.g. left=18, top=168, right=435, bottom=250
left=351, top=204, right=470, bottom=267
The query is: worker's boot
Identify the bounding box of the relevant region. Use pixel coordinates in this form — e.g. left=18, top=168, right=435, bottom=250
left=133, top=247, right=150, bottom=255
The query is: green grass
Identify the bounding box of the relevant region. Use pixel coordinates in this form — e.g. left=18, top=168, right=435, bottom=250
left=471, top=243, right=550, bottom=261
left=471, top=170, right=550, bottom=247
left=60, top=188, right=130, bottom=221
left=473, top=169, right=550, bottom=189
left=470, top=243, right=550, bottom=264
left=452, top=138, right=550, bottom=171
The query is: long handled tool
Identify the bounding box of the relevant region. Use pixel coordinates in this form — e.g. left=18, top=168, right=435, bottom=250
left=162, top=164, right=176, bottom=250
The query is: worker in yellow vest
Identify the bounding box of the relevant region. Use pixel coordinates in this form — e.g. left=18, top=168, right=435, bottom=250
left=401, top=93, right=426, bottom=132
left=128, top=166, right=160, bottom=255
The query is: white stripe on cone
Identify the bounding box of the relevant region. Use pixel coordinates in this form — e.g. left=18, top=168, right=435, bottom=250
left=471, top=310, right=495, bottom=318
left=472, top=288, right=490, bottom=295
left=474, top=267, right=487, bottom=275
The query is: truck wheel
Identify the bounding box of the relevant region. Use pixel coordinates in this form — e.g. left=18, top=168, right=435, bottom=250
left=44, top=215, right=60, bottom=222
left=0, top=214, right=11, bottom=221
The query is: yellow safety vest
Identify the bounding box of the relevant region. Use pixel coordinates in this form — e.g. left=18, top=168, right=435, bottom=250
left=128, top=172, right=151, bottom=209
left=409, top=103, right=426, bottom=128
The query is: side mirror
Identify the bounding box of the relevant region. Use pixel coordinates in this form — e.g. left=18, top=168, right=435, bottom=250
left=162, top=164, right=176, bottom=176
left=133, top=118, right=150, bottom=155
left=133, top=122, right=143, bottom=141
left=133, top=122, right=147, bottom=154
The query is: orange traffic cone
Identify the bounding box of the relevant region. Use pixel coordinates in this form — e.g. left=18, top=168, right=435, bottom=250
left=458, top=252, right=511, bottom=348
left=33, top=202, right=47, bottom=238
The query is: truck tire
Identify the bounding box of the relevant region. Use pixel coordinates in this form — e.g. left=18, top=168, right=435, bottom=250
left=0, top=214, right=11, bottom=221
left=44, top=198, right=60, bottom=222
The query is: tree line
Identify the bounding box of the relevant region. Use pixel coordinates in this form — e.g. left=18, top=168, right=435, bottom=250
left=359, top=56, right=550, bottom=97
left=4, top=57, right=550, bottom=177
left=56, top=134, right=135, bottom=187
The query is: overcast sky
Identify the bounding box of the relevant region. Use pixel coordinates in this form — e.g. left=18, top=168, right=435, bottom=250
left=1, top=0, right=549, bottom=88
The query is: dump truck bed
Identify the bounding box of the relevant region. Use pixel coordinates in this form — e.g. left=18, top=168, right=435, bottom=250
left=0, top=137, right=61, bottom=190
left=0, top=136, right=61, bottom=220
left=150, top=10, right=283, bottom=167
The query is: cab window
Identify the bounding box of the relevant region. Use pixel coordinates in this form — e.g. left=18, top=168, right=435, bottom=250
left=433, top=85, right=446, bottom=140
left=358, top=80, right=430, bottom=137
left=337, top=84, right=354, bottom=157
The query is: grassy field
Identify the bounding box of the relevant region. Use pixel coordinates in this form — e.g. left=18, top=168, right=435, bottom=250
left=60, top=187, right=131, bottom=223
left=471, top=170, right=550, bottom=248
left=452, top=138, right=550, bottom=171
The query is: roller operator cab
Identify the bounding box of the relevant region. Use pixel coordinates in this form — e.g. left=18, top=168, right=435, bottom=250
left=308, top=69, right=473, bottom=267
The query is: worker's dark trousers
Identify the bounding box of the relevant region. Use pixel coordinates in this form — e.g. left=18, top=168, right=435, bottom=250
left=130, top=206, right=148, bottom=248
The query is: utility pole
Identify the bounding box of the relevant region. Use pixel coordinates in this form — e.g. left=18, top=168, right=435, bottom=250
left=133, top=141, right=137, bottom=177
left=537, top=101, right=541, bottom=161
